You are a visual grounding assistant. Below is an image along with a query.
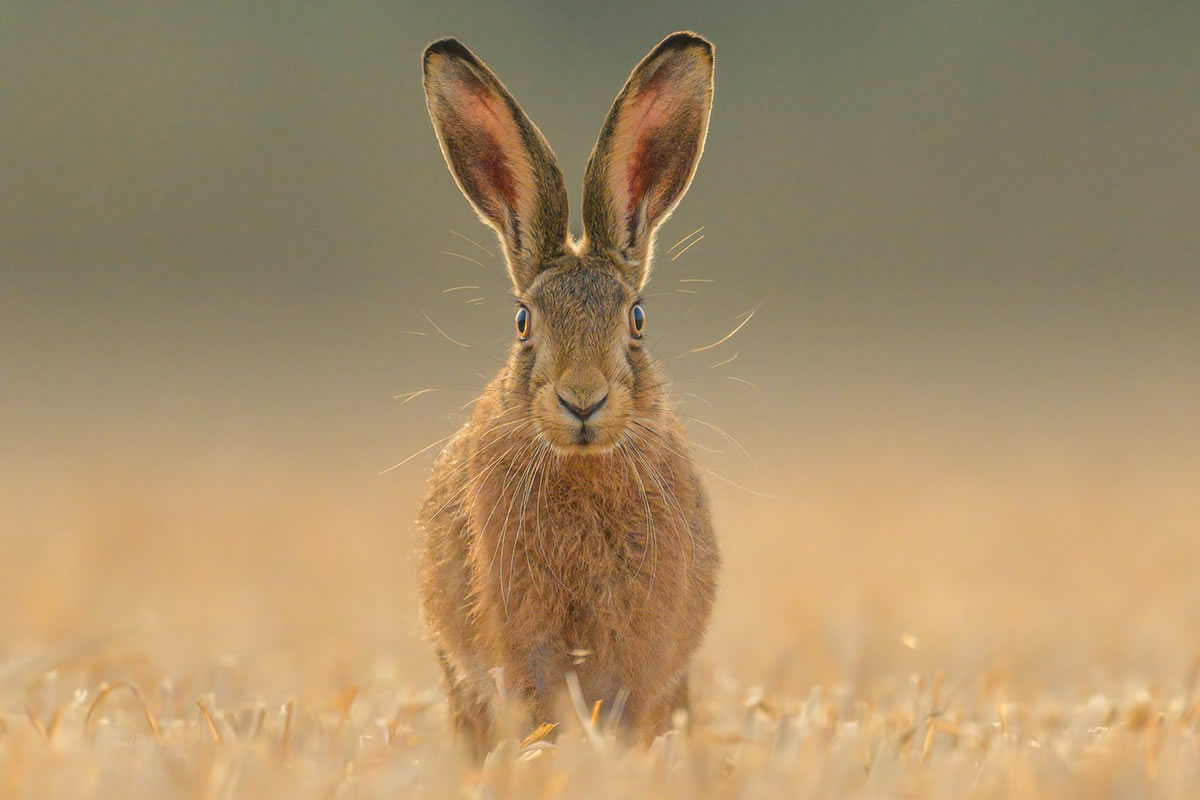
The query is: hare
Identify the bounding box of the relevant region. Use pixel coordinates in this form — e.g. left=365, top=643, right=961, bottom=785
left=417, top=32, right=720, bottom=759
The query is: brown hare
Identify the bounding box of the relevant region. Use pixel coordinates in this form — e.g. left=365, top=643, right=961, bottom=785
left=418, top=31, right=720, bottom=759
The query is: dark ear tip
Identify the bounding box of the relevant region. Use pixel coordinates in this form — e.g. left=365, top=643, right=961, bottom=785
left=655, top=31, right=714, bottom=60
left=423, top=37, right=480, bottom=69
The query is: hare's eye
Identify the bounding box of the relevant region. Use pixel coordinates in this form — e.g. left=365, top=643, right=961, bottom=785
left=630, top=304, right=646, bottom=338
left=515, top=306, right=532, bottom=340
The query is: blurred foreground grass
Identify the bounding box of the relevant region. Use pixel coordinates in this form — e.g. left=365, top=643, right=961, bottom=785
left=1, top=435, right=1197, bottom=798
left=2, top=646, right=1199, bottom=798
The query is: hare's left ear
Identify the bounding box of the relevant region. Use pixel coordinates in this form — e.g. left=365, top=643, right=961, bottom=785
left=423, top=39, right=569, bottom=292
left=582, top=32, right=714, bottom=289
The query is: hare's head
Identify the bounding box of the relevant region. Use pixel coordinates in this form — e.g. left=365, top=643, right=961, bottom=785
left=423, top=33, right=714, bottom=454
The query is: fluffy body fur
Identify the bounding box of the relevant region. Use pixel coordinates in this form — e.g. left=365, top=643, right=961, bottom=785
left=418, top=32, right=719, bottom=758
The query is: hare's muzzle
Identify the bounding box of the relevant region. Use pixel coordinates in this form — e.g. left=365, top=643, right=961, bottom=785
left=556, top=387, right=609, bottom=422
left=535, top=365, right=629, bottom=452
left=555, top=367, right=610, bottom=425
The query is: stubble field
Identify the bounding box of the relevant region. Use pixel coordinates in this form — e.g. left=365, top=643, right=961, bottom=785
left=2, top=434, right=1196, bottom=799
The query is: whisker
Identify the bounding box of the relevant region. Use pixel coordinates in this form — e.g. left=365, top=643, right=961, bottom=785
left=427, top=423, right=534, bottom=523
left=670, top=234, right=705, bottom=262
left=507, top=442, right=547, bottom=611
left=623, top=445, right=658, bottom=604
left=704, top=467, right=777, bottom=499
left=484, top=439, right=542, bottom=616
left=678, top=278, right=714, bottom=284
left=618, top=444, right=653, bottom=579
left=709, top=353, right=738, bottom=369
left=441, top=285, right=481, bottom=293
left=398, top=330, right=429, bottom=337
left=479, top=416, right=534, bottom=444
left=534, top=449, right=570, bottom=594
left=393, top=388, right=439, bottom=405
left=679, top=413, right=761, bottom=477
left=448, top=229, right=494, bottom=257
left=727, top=376, right=757, bottom=388
left=630, top=441, right=695, bottom=562
left=629, top=421, right=690, bottom=463
left=683, top=306, right=758, bottom=355
left=439, top=250, right=495, bottom=272
left=378, top=431, right=458, bottom=475
left=519, top=445, right=549, bottom=589
left=667, top=226, right=705, bottom=253
left=678, top=391, right=716, bottom=410
left=421, top=309, right=471, bottom=348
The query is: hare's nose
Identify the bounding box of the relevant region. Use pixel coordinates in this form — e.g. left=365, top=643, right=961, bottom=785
left=556, top=386, right=609, bottom=422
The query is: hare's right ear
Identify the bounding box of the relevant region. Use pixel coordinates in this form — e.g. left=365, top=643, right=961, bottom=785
left=582, top=33, right=714, bottom=289
left=423, top=39, right=569, bottom=291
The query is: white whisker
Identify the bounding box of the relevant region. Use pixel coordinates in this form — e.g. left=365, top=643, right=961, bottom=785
left=534, top=449, right=570, bottom=594
left=393, top=388, right=439, bottom=405
left=379, top=431, right=458, bottom=475
left=439, top=250, right=494, bottom=271
left=678, top=391, right=716, bottom=410
left=421, top=309, right=472, bottom=348
left=680, top=413, right=761, bottom=477
left=683, top=306, right=758, bottom=355
left=709, top=353, right=738, bottom=369
left=704, top=468, right=777, bottom=499
left=448, top=228, right=494, bottom=257
left=670, top=234, right=705, bottom=262
left=667, top=226, right=705, bottom=253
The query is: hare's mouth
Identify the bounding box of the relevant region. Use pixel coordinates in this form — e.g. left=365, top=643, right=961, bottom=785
left=535, top=408, right=625, bottom=454
left=575, top=425, right=595, bottom=445
left=543, top=421, right=621, bottom=455
left=572, top=424, right=609, bottom=450
left=533, top=382, right=631, bottom=455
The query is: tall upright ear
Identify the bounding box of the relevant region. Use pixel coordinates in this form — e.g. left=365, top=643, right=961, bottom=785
left=581, top=32, right=714, bottom=288
left=423, top=38, right=569, bottom=291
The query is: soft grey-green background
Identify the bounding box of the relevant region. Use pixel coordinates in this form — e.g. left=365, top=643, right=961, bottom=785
left=2, top=0, right=1197, bottom=476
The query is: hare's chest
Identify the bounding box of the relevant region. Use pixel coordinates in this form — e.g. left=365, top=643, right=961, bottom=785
left=467, top=450, right=683, bottom=612
left=512, top=509, right=653, bottom=591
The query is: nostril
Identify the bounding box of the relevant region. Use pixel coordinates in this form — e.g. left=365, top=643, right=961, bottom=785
left=557, top=392, right=585, bottom=421
left=557, top=390, right=609, bottom=422
left=587, top=391, right=609, bottom=418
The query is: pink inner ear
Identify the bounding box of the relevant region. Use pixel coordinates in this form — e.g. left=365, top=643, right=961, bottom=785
left=622, top=65, right=676, bottom=219
left=473, top=131, right=517, bottom=213
left=612, top=61, right=702, bottom=227
left=449, top=71, right=522, bottom=210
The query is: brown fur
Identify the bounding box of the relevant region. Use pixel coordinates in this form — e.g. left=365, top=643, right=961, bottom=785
left=418, top=33, right=719, bottom=760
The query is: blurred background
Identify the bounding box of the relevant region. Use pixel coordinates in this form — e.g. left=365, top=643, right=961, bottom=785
left=1, top=1, right=1197, bottom=695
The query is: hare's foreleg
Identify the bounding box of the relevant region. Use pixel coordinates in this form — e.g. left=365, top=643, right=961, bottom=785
left=511, top=639, right=568, bottom=731
left=668, top=673, right=691, bottom=729
left=436, top=647, right=495, bottom=762
left=631, top=672, right=691, bottom=744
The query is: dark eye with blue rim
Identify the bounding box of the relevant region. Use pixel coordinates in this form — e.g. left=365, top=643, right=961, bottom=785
left=515, top=306, right=532, bottom=340
left=630, top=304, right=645, bottom=338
